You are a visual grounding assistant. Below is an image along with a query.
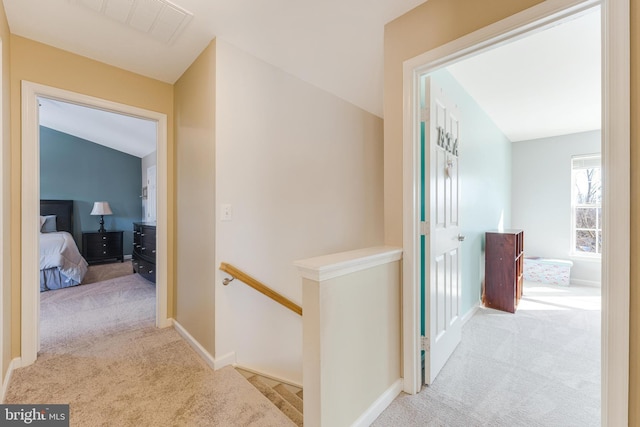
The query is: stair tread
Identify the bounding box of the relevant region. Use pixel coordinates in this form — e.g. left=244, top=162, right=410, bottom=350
left=248, top=375, right=303, bottom=427
left=273, top=383, right=304, bottom=414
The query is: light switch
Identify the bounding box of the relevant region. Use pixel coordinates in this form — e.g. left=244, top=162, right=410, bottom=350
left=221, top=204, right=232, bottom=221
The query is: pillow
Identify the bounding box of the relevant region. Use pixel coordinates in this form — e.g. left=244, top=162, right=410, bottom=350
left=40, top=215, right=57, bottom=233
left=39, top=216, right=46, bottom=229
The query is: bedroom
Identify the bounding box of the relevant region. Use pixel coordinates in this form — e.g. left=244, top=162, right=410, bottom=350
left=444, top=6, right=602, bottom=289
left=38, top=97, right=158, bottom=344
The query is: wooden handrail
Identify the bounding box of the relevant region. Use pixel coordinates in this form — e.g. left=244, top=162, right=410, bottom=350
left=219, top=262, right=302, bottom=316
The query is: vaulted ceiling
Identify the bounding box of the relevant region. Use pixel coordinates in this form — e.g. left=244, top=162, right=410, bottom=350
left=447, top=8, right=600, bottom=142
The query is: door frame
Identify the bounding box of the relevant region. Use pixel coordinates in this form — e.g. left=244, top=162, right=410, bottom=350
left=401, top=0, right=629, bottom=425
left=21, top=81, right=171, bottom=366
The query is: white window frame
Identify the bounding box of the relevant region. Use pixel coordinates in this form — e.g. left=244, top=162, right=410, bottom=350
left=571, top=154, right=602, bottom=257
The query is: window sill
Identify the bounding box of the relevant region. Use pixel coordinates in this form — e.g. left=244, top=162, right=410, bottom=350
left=569, top=253, right=602, bottom=262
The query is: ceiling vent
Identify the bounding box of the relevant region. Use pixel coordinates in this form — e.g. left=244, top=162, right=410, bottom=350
left=73, top=0, right=193, bottom=44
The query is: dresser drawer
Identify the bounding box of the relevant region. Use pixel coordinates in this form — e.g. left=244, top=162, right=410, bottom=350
left=133, top=222, right=156, bottom=283
left=133, top=225, right=156, bottom=260
left=133, top=255, right=156, bottom=283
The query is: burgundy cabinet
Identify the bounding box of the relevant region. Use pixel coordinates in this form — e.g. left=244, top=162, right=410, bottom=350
left=484, top=230, right=524, bottom=313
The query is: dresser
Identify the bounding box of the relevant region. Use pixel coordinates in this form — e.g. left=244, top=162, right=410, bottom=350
left=132, top=222, right=156, bottom=283
left=484, top=230, right=524, bottom=313
left=82, top=231, right=124, bottom=265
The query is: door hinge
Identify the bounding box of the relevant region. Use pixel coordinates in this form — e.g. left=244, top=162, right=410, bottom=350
left=420, top=221, right=429, bottom=236
left=421, top=336, right=430, bottom=351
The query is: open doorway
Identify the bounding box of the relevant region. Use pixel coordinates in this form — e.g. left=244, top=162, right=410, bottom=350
left=401, top=0, right=629, bottom=424
left=418, top=4, right=602, bottom=384
left=37, top=97, right=158, bottom=351
left=21, top=81, right=170, bottom=366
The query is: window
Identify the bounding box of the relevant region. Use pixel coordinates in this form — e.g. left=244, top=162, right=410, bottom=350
left=571, top=154, right=602, bottom=256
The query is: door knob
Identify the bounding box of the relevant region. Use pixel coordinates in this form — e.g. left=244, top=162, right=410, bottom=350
left=457, top=234, right=466, bottom=242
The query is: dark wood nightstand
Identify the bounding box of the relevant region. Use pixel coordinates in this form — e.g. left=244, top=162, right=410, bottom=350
left=82, top=230, right=124, bottom=265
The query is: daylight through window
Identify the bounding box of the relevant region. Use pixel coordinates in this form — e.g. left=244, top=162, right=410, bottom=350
left=571, top=154, right=602, bottom=256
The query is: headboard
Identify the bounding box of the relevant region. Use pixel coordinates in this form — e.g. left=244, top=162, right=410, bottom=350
left=40, top=200, right=74, bottom=235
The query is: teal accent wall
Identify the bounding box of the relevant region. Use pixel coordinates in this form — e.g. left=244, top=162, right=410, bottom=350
left=40, top=126, right=142, bottom=256
left=422, top=70, right=512, bottom=317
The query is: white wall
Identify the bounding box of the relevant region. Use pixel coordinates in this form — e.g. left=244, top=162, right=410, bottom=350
left=512, top=130, right=601, bottom=285
left=214, top=40, right=384, bottom=384
left=429, top=69, right=513, bottom=314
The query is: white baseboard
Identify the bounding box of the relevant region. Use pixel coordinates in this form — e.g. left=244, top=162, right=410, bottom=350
left=123, top=254, right=132, bottom=261
left=1, top=357, right=21, bottom=403
left=213, top=351, right=237, bottom=370
left=172, top=320, right=236, bottom=370
left=351, top=378, right=403, bottom=427
left=570, top=278, right=601, bottom=287
left=461, top=303, right=480, bottom=326
left=233, top=364, right=302, bottom=389
left=157, top=315, right=173, bottom=329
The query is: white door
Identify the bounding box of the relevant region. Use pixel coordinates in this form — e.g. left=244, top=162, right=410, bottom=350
left=422, top=77, right=462, bottom=385
left=147, top=165, right=157, bottom=222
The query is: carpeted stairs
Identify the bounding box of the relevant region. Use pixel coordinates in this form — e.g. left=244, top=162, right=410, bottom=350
left=236, top=368, right=304, bottom=426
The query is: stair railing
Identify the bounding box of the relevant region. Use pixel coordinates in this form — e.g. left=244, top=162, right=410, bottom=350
left=219, top=262, right=302, bottom=316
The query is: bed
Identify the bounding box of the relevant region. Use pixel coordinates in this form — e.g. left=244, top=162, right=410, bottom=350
left=40, top=200, right=88, bottom=291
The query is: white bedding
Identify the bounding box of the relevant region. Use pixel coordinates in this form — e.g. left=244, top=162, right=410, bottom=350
left=40, top=231, right=88, bottom=284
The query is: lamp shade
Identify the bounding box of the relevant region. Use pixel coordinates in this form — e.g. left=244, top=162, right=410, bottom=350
left=90, top=202, right=113, bottom=216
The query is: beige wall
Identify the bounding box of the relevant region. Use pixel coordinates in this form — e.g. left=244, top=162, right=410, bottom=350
left=174, top=40, right=217, bottom=354
left=9, top=35, right=175, bottom=358
left=386, top=0, right=639, bottom=422
left=214, top=40, right=384, bottom=382
left=630, top=0, right=639, bottom=420
left=0, top=0, right=11, bottom=385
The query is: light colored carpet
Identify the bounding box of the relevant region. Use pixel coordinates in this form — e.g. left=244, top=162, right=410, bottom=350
left=7, top=271, right=296, bottom=426
left=373, top=282, right=601, bottom=427
left=39, top=269, right=154, bottom=352
left=81, top=260, right=134, bottom=285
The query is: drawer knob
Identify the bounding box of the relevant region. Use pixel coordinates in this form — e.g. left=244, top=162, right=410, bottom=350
left=148, top=270, right=153, bottom=274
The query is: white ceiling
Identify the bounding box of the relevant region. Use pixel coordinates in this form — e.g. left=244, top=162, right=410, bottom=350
left=447, top=8, right=601, bottom=142
left=4, top=1, right=601, bottom=152
left=3, top=0, right=426, bottom=118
